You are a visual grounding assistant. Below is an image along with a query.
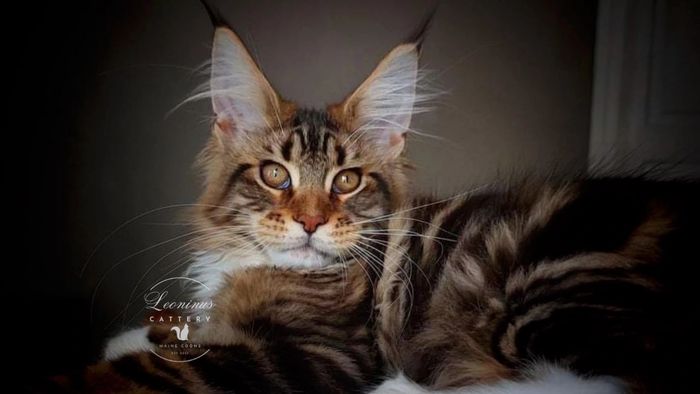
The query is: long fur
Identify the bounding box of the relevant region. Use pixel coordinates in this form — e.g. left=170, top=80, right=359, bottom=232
left=60, top=7, right=699, bottom=394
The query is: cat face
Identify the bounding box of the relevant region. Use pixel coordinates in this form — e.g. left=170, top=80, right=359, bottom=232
left=194, top=27, right=421, bottom=268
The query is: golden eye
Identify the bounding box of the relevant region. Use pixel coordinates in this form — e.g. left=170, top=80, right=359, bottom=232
left=332, top=169, right=362, bottom=194
left=260, top=162, right=291, bottom=190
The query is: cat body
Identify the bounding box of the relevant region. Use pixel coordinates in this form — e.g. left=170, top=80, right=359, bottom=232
left=374, top=178, right=699, bottom=393
left=59, top=177, right=700, bottom=393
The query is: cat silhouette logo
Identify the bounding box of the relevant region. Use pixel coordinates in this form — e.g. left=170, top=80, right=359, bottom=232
left=171, top=323, right=189, bottom=341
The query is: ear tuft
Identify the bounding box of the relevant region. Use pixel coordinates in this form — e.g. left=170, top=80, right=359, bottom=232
left=339, top=43, right=422, bottom=157
left=334, top=8, right=438, bottom=158
left=209, top=28, right=281, bottom=137
left=406, top=5, right=437, bottom=54
left=200, top=0, right=230, bottom=29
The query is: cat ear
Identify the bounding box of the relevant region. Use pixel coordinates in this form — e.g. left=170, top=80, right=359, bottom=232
left=210, top=27, right=281, bottom=138
left=338, top=43, right=420, bottom=158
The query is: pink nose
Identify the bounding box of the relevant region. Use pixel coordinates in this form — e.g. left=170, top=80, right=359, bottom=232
left=294, top=214, right=327, bottom=234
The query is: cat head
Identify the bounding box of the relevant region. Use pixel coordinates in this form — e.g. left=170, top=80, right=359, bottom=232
left=193, top=26, right=426, bottom=268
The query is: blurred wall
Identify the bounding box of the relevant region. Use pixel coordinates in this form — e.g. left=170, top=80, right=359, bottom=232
left=18, top=0, right=597, bottom=374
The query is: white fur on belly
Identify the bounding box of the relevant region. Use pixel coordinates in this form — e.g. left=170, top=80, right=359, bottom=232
left=368, top=363, right=625, bottom=394
left=103, top=326, right=154, bottom=361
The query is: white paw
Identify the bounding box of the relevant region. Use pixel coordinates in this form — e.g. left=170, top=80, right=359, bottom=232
left=103, top=326, right=154, bottom=360
left=368, top=374, right=429, bottom=394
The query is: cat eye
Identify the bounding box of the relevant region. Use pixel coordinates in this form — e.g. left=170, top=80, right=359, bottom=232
left=332, top=169, right=362, bottom=194
left=260, top=162, right=291, bottom=190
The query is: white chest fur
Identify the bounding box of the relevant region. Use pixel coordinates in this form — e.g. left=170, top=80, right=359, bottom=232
left=184, top=251, right=266, bottom=299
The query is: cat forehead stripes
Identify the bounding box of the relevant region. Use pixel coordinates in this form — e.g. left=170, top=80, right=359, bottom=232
left=282, top=109, right=346, bottom=165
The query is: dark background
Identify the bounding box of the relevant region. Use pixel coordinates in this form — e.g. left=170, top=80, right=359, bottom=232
left=11, top=0, right=698, bottom=378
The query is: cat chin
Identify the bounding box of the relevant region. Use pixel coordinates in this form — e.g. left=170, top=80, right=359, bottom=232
left=265, top=247, right=335, bottom=268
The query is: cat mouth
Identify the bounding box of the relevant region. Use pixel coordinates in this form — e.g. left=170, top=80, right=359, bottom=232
left=275, top=238, right=339, bottom=261
left=282, top=244, right=331, bottom=257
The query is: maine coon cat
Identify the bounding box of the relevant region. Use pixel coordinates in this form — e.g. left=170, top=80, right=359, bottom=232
left=53, top=7, right=698, bottom=394
left=100, top=3, right=417, bottom=380
left=103, top=2, right=415, bottom=361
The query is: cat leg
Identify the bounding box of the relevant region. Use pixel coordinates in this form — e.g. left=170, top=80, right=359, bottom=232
left=368, top=363, right=625, bottom=394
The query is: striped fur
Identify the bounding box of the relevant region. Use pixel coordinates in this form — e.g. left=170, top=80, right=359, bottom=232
left=53, top=178, right=700, bottom=394
left=187, top=25, right=414, bottom=285
left=47, top=264, right=381, bottom=393
left=375, top=178, right=700, bottom=393
left=49, top=8, right=700, bottom=393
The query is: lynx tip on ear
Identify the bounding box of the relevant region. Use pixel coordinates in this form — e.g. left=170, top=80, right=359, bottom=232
left=199, top=0, right=232, bottom=29
left=406, top=5, right=438, bottom=54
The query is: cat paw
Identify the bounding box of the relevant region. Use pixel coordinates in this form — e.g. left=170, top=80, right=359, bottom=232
left=103, top=326, right=154, bottom=360
left=368, top=374, right=428, bottom=394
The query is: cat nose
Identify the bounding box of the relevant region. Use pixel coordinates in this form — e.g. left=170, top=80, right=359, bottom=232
left=294, top=214, right=327, bottom=234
